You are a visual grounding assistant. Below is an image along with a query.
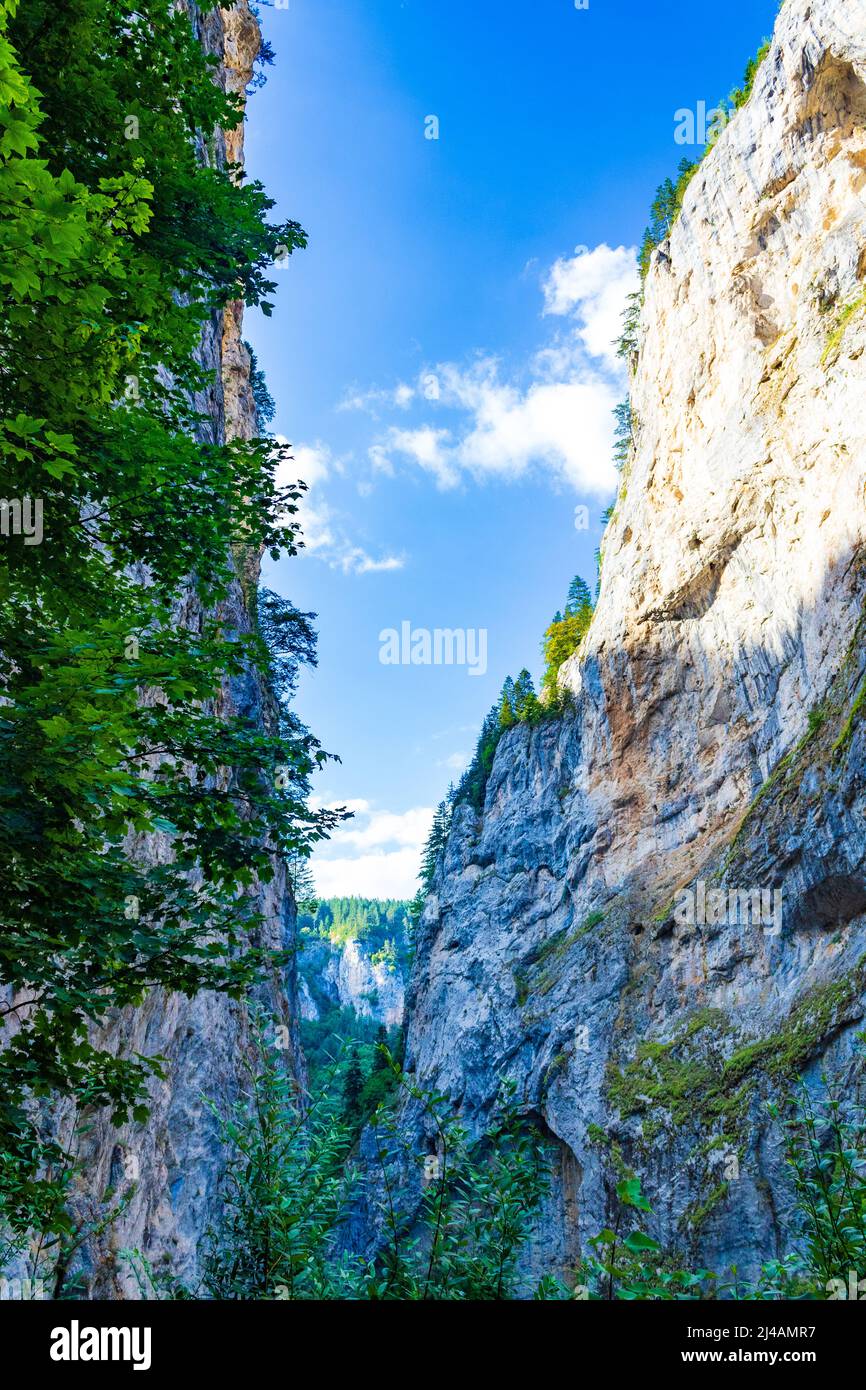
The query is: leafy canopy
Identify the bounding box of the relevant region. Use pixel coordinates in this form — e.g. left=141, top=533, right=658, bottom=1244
left=0, top=0, right=334, bottom=1241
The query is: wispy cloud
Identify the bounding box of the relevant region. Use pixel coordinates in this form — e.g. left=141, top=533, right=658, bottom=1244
left=373, top=425, right=457, bottom=489
left=437, top=751, right=470, bottom=774
left=276, top=440, right=406, bottom=576
left=365, top=243, right=638, bottom=498
left=338, top=381, right=415, bottom=417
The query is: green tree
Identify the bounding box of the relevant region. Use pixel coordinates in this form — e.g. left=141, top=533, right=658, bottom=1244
left=360, top=1026, right=398, bottom=1116
left=638, top=158, right=698, bottom=278
left=565, top=576, right=593, bottom=617
left=287, top=856, right=317, bottom=911
left=418, top=798, right=453, bottom=893
left=616, top=291, right=642, bottom=362
left=498, top=674, right=517, bottom=729
left=453, top=703, right=502, bottom=811
left=542, top=576, right=594, bottom=699
left=341, top=1046, right=365, bottom=1128
left=512, top=668, right=541, bottom=723
left=0, top=0, right=337, bottom=1243
left=613, top=399, right=633, bottom=472
left=246, top=341, right=276, bottom=427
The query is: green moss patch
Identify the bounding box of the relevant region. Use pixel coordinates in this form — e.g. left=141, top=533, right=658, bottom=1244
left=607, top=967, right=866, bottom=1143
left=833, top=675, right=866, bottom=758
left=684, top=1182, right=729, bottom=1234
left=512, top=913, right=606, bottom=1006
left=822, top=290, right=866, bottom=365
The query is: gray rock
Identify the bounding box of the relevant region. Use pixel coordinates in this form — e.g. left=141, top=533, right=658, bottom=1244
left=358, top=0, right=866, bottom=1289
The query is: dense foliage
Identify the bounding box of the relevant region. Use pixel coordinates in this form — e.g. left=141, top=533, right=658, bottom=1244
left=541, top=575, right=594, bottom=701
left=300, top=896, right=412, bottom=953
left=124, top=1038, right=866, bottom=1301
left=0, top=0, right=335, bottom=1246
left=126, top=1028, right=549, bottom=1301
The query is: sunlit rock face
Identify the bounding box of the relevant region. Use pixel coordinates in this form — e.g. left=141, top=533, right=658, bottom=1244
left=328, top=939, right=405, bottom=1029
left=300, top=935, right=407, bottom=1029
left=383, top=0, right=866, bottom=1285
left=0, top=4, right=304, bottom=1299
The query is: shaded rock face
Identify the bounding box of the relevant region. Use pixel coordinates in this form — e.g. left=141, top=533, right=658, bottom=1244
left=2, top=4, right=303, bottom=1300
left=391, top=0, right=866, bottom=1285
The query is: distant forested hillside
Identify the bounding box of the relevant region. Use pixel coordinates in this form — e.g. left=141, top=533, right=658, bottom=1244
left=299, top=897, right=413, bottom=968
left=297, top=898, right=412, bottom=1112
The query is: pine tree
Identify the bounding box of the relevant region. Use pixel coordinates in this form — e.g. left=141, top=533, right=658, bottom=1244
left=372, top=1025, right=389, bottom=1071
left=639, top=157, right=699, bottom=278
left=512, top=669, right=537, bottom=721
left=419, top=799, right=453, bottom=891
left=565, top=575, right=593, bottom=617
left=245, top=340, right=276, bottom=427
left=616, top=291, right=642, bottom=362
left=288, top=855, right=317, bottom=910
left=499, top=676, right=516, bottom=729
left=341, top=1046, right=365, bottom=1127
left=359, top=1024, right=398, bottom=1117
left=613, top=399, right=633, bottom=472
left=454, top=705, right=495, bottom=809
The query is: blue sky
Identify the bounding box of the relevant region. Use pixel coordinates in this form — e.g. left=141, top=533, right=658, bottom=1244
left=244, top=0, right=780, bottom=898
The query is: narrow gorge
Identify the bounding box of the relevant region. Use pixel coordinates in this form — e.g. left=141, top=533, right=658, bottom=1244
left=2, top=0, right=866, bottom=1319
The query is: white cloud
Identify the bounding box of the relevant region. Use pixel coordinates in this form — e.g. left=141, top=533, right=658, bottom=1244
left=310, top=801, right=433, bottom=900
left=275, top=439, right=405, bottom=576
left=346, top=550, right=404, bottom=575
left=367, top=243, right=639, bottom=498
left=339, top=382, right=415, bottom=416
left=451, top=360, right=621, bottom=495
left=376, top=426, right=457, bottom=489
left=542, top=243, right=639, bottom=373
left=438, top=751, right=470, bottom=773
left=313, top=848, right=423, bottom=900
left=338, top=805, right=433, bottom=851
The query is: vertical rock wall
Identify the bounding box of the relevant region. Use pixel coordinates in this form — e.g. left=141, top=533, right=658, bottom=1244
left=383, top=0, right=866, bottom=1285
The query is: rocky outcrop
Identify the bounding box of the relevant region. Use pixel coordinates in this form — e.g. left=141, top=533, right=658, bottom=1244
left=384, top=0, right=866, bottom=1285
left=300, top=935, right=406, bottom=1028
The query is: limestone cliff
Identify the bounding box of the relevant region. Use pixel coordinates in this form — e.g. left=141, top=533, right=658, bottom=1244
left=300, top=935, right=407, bottom=1029
left=386, top=0, right=866, bottom=1283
